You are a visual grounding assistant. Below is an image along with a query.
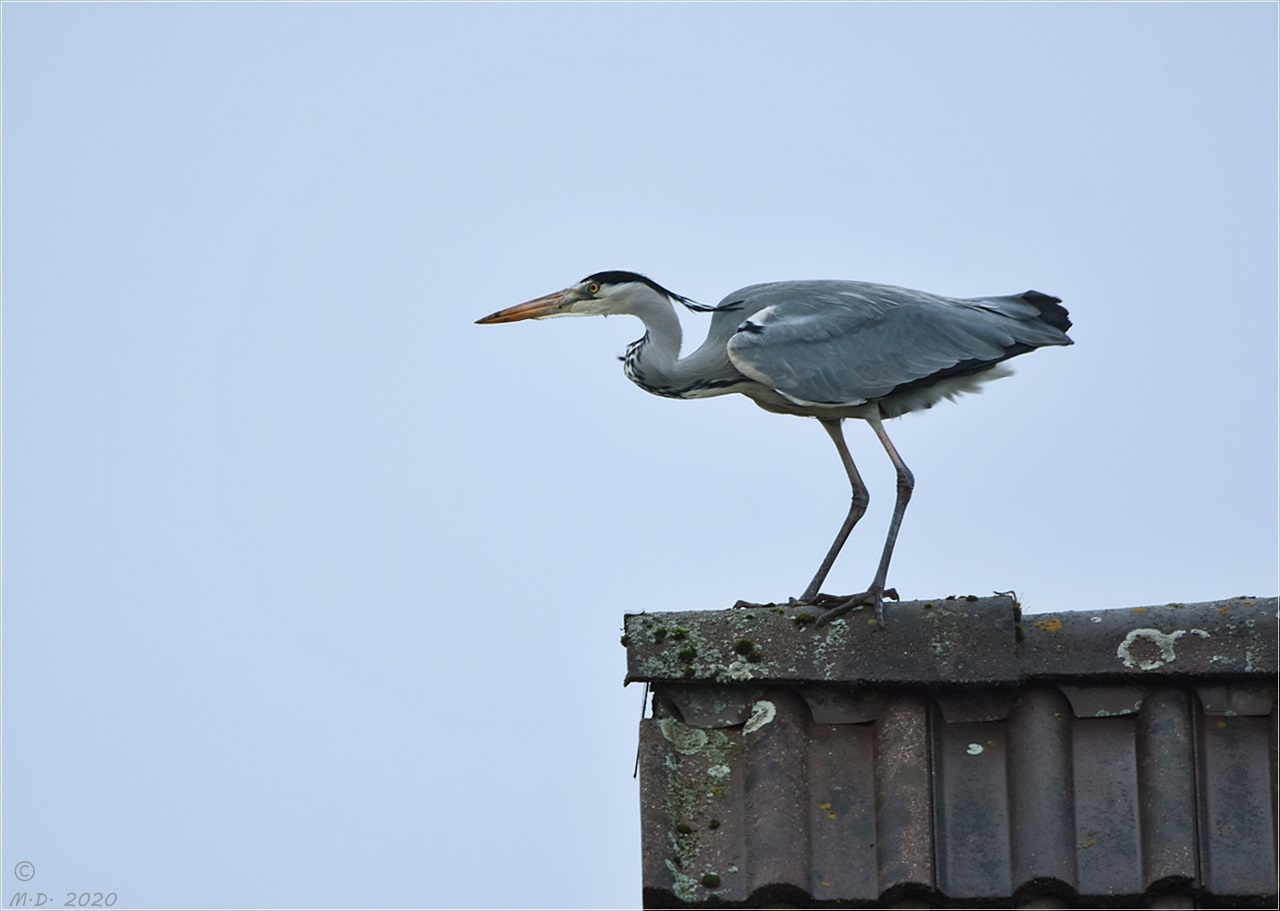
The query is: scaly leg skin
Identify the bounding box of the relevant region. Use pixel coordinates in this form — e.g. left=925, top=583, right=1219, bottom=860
left=734, top=421, right=868, bottom=614
left=798, top=418, right=871, bottom=603
left=733, top=593, right=853, bottom=610
left=793, top=592, right=870, bottom=608
left=815, top=414, right=914, bottom=629
left=816, top=586, right=899, bottom=626
left=733, top=419, right=872, bottom=614
left=749, top=414, right=914, bottom=627
left=732, top=598, right=776, bottom=609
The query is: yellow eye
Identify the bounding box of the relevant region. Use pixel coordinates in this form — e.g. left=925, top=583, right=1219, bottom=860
left=587, top=282, right=600, bottom=295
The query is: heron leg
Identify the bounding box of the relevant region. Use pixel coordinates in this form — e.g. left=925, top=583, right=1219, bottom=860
left=817, top=414, right=914, bottom=626
left=798, top=418, right=870, bottom=603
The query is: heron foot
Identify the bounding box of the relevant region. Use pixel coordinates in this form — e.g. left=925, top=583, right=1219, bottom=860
left=814, top=586, right=899, bottom=627
left=793, top=592, right=867, bottom=608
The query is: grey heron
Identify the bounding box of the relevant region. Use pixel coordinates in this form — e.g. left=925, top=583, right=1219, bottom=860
left=476, top=271, right=1072, bottom=625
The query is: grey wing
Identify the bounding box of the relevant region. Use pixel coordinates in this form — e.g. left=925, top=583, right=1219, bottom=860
left=723, top=281, right=1072, bottom=407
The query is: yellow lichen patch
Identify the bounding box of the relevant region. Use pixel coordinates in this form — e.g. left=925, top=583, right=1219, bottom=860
left=1131, top=607, right=1149, bottom=613
left=1034, top=617, right=1063, bottom=633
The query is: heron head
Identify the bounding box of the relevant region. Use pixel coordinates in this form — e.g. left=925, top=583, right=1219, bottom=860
left=475, top=271, right=691, bottom=324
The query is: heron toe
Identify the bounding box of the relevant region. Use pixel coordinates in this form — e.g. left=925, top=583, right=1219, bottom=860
left=815, top=586, right=899, bottom=626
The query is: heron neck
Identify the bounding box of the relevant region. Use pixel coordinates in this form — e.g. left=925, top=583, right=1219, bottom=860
left=630, top=295, right=684, bottom=367
left=624, top=295, right=737, bottom=398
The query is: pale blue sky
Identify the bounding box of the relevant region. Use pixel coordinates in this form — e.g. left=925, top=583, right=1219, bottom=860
left=3, top=2, right=1276, bottom=909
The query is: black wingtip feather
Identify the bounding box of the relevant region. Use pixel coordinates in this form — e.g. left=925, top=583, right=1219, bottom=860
left=1021, top=289, right=1072, bottom=334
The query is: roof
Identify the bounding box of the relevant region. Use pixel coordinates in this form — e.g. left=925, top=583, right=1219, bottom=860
left=624, top=596, right=1278, bottom=908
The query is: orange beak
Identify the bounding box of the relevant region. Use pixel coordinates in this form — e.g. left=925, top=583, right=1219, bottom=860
left=475, top=290, right=571, bottom=325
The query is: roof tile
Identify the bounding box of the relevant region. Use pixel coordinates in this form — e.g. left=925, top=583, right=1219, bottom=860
left=629, top=596, right=1278, bottom=907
